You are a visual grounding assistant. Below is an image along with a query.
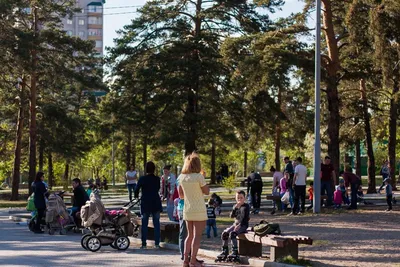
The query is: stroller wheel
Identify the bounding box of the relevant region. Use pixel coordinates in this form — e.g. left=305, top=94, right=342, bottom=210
left=86, top=236, right=101, bottom=252
left=48, top=229, right=55, bottom=235
left=81, top=234, right=92, bottom=250
left=60, top=229, right=67, bottom=235
left=115, top=236, right=130, bottom=250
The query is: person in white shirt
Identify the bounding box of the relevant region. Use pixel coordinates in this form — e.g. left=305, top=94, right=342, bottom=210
left=125, top=166, right=137, bottom=202
left=270, top=166, right=283, bottom=214
left=161, top=165, right=177, bottom=221
left=290, top=157, right=307, bottom=215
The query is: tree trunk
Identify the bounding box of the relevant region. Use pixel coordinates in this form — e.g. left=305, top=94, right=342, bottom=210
left=184, top=0, right=203, bottom=155
left=125, top=130, right=132, bottom=171
left=143, top=137, right=147, bottom=170
left=388, top=79, right=398, bottom=190
left=63, top=163, right=69, bottom=191
left=355, top=139, right=362, bottom=178
left=274, top=122, right=281, bottom=171
left=131, top=138, right=136, bottom=170
left=11, top=83, right=25, bottom=201
left=28, top=6, right=39, bottom=195
left=322, top=0, right=341, bottom=185
left=360, top=79, right=376, bottom=193
left=210, top=137, right=216, bottom=184
left=244, top=150, right=248, bottom=178
left=38, top=140, right=44, bottom=172
left=48, top=152, right=54, bottom=188
left=69, top=166, right=74, bottom=184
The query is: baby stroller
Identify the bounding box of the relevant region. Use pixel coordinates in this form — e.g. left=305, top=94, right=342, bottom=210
left=80, top=191, right=139, bottom=252
left=45, top=192, right=75, bottom=235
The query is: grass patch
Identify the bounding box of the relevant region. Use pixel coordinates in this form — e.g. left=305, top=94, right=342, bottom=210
left=278, top=256, right=312, bottom=266
left=0, top=200, right=27, bottom=208
left=216, top=217, right=235, bottom=224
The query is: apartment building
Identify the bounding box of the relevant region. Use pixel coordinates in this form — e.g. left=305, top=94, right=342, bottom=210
left=62, top=0, right=105, bottom=55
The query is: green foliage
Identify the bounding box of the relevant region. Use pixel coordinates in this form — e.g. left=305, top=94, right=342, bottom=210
left=278, top=256, right=312, bottom=267
left=222, top=175, right=237, bottom=193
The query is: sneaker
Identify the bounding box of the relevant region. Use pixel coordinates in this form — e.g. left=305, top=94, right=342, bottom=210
left=386, top=209, right=392, bottom=212
left=287, top=212, right=296, bottom=216
left=297, top=212, right=302, bottom=215
left=270, top=209, right=276, bottom=215
left=140, top=245, right=147, bottom=249
left=154, top=245, right=161, bottom=249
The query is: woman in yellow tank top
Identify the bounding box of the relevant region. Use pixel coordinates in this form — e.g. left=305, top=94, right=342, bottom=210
left=178, top=152, right=209, bottom=267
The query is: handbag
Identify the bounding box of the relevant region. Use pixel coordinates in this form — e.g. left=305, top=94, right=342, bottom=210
left=281, top=191, right=290, bottom=204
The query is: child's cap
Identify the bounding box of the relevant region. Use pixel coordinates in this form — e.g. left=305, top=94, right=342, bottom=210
left=383, top=178, right=391, bottom=183
left=339, top=178, right=344, bottom=183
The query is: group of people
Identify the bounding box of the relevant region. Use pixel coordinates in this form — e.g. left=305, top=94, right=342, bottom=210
left=31, top=173, right=89, bottom=233
left=131, top=153, right=249, bottom=267
left=269, top=156, right=394, bottom=213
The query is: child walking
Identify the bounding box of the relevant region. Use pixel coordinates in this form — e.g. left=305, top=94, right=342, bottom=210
left=216, top=190, right=250, bottom=263
left=206, top=199, right=218, bottom=238
left=384, top=178, right=393, bottom=211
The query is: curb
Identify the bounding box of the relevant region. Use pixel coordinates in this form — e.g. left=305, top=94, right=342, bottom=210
left=128, top=237, right=300, bottom=267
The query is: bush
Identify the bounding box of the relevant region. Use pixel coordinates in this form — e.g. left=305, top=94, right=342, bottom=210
left=222, top=175, right=237, bottom=193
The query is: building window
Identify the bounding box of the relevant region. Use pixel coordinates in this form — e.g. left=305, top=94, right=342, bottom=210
left=88, top=29, right=102, bottom=36
left=78, top=31, right=85, bottom=37
left=95, top=40, right=102, bottom=48
left=88, top=5, right=102, bottom=13
left=67, top=19, right=73, bottom=25
left=66, top=30, right=73, bottom=36
left=78, top=19, right=85, bottom=25
left=88, top=17, right=102, bottom=25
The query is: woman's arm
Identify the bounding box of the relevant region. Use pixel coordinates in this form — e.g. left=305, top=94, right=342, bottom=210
left=178, top=185, right=184, bottom=199
left=201, top=184, right=210, bottom=195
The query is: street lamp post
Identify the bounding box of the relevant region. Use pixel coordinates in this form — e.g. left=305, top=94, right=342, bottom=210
left=313, top=0, right=322, bottom=213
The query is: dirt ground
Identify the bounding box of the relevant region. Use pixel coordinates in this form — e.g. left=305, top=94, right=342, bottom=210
left=199, top=208, right=400, bottom=267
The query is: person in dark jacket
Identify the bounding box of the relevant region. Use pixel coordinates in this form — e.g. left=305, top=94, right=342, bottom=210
left=33, top=172, right=47, bottom=233
left=71, top=178, right=89, bottom=222
left=246, top=171, right=263, bottom=214
left=134, top=161, right=162, bottom=249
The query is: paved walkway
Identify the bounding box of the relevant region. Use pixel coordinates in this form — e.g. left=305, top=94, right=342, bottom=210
left=0, top=210, right=232, bottom=267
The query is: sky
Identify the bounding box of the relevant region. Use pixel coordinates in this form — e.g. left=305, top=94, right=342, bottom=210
left=103, top=0, right=305, bottom=54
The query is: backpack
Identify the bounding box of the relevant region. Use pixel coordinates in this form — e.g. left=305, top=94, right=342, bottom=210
left=253, top=220, right=281, bottom=237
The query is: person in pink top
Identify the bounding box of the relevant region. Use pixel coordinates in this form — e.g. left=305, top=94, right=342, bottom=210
left=279, top=172, right=289, bottom=211
left=333, top=186, right=343, bottom=209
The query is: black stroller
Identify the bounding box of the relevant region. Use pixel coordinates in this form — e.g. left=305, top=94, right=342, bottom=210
left=81, top=196, right=140, bottom=252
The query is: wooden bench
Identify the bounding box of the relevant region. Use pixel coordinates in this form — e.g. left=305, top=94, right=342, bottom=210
left=238, top=231, right=313, bottom=262
left=133, top=218, right=180, bottom=244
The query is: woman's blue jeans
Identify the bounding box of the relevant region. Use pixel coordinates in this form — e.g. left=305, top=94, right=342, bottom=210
left=141, top=211, right=160, bottom=246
